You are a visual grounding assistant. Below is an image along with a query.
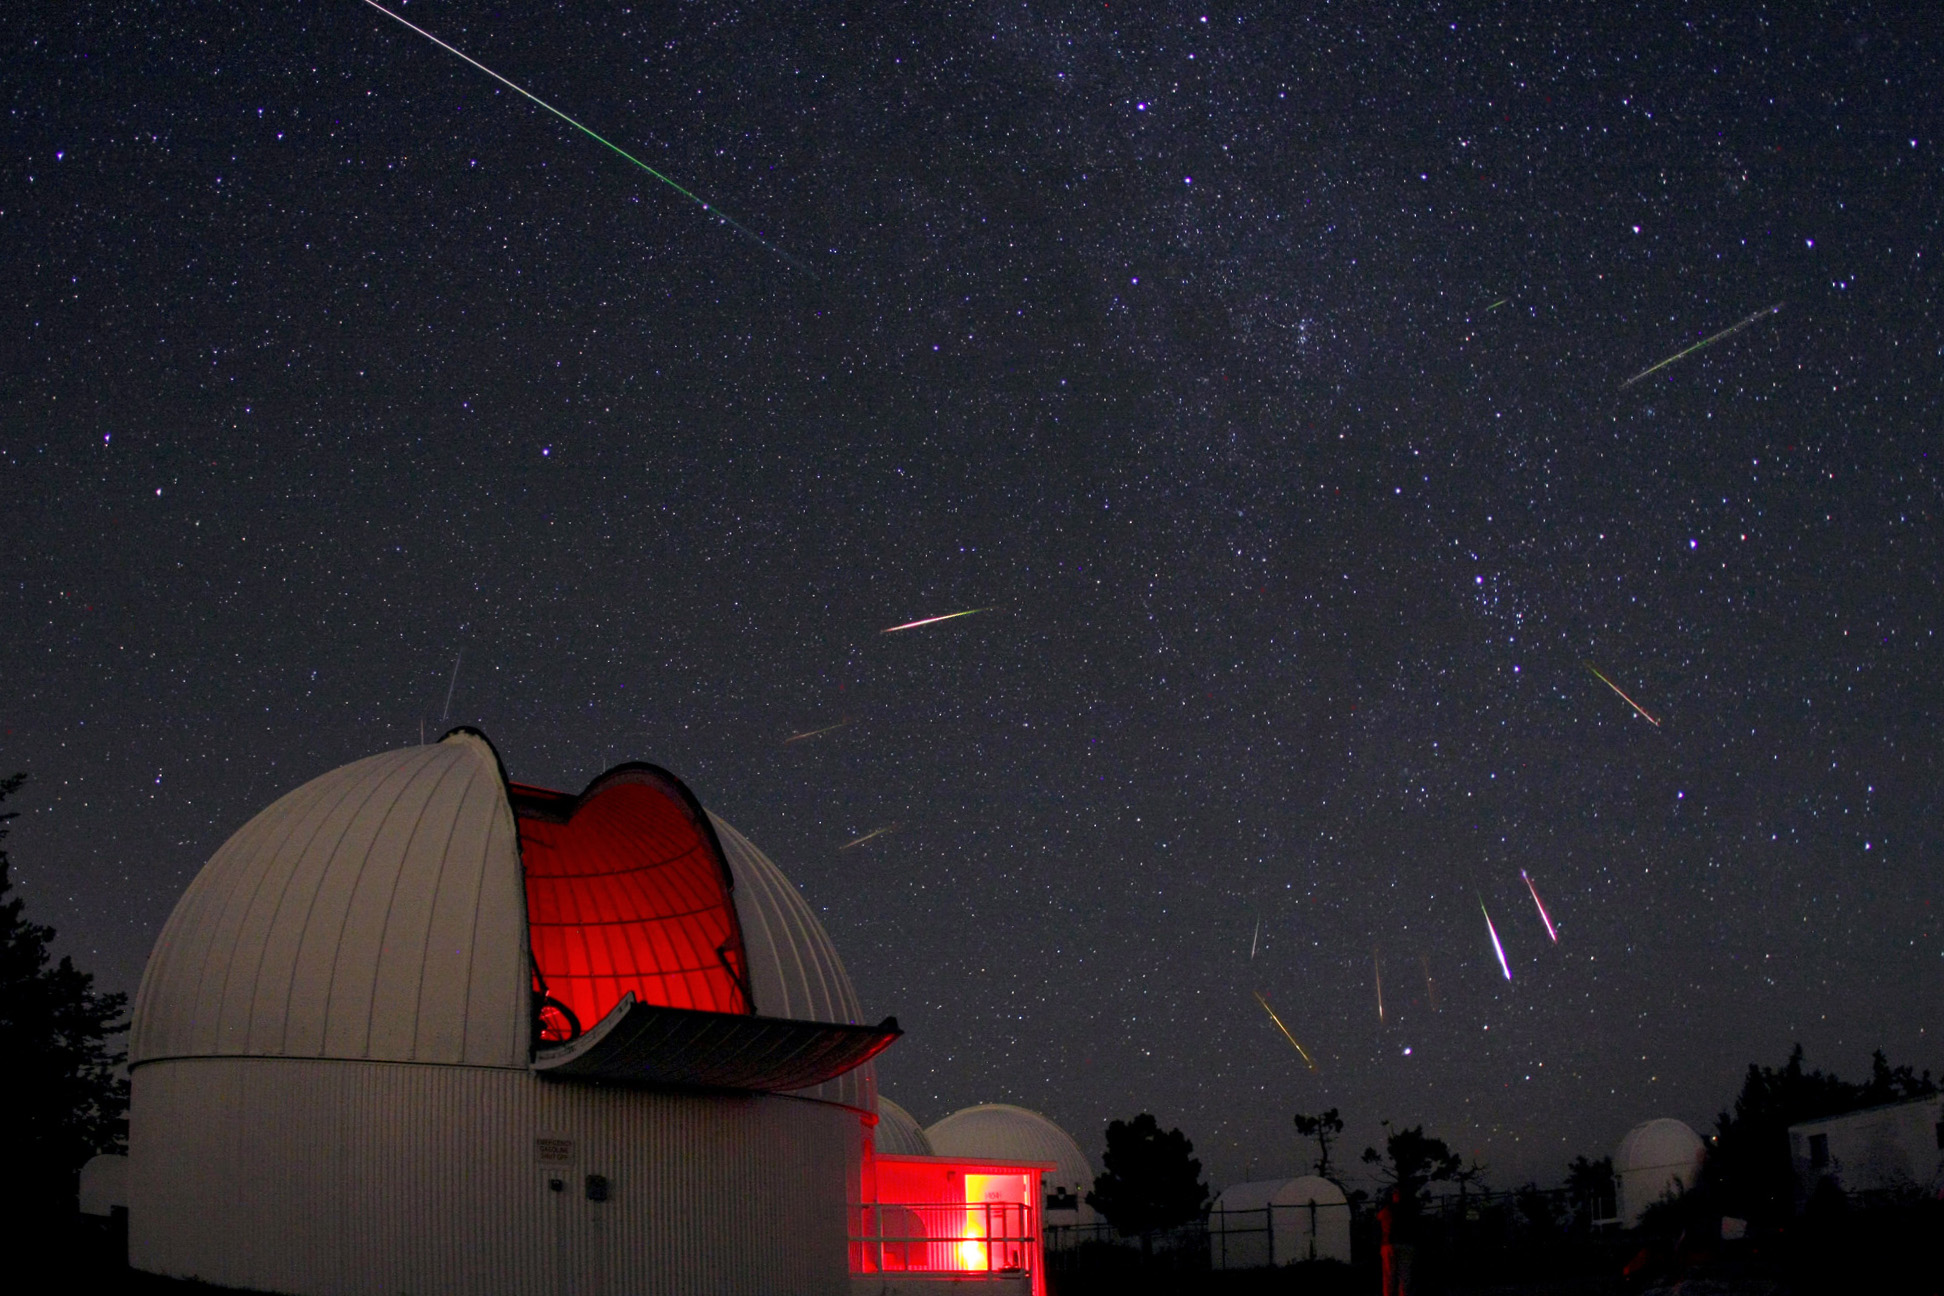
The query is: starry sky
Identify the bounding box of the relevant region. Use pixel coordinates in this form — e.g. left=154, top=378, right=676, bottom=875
left=5, top=1, right=1942, bottom=1189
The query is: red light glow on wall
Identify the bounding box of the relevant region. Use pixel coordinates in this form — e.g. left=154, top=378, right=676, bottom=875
left=517, top=773, right=750, bottom=1034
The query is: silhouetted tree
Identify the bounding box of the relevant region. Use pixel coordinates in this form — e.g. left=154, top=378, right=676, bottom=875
left=1565, top=1154, right=1616, bottom=1231
left=1293, top=1108, right=1344, bottom=1178
left=1362, top=1123, right=1462, bottom=1207
left=0, top=773, right=129, bottom=1225
left=1707, top=1044, right=1936, bottom=1224
left=1452, top=1155, right=1489, bottom=1204
left=1087, top=1113, right=1210, bottom=1248
left=1515, top=1181, right=1562, bottom=1237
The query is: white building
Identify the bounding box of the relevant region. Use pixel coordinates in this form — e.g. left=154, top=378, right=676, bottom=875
left=1614, top=1118, right=1706, bottom=1226
left=1789, top=1096, right=1944, bottom=1206
left=127, top=730, right=899, bottom=1296
left=1209, top=1176, right=1351, bottom=1268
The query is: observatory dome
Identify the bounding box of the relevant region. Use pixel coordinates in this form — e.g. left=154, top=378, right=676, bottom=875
left=927, top=1104, right=1096, bottom=1220
left=1210, top=1176, right=1351, bottom=1267
left=1615, top=1117, right=1706, bottom=1226
left=127, top=729, right=897, bottom=1296
left=131, top=730, right=884, bottom=1106
left=873, top=1096, right=934, bottom=1157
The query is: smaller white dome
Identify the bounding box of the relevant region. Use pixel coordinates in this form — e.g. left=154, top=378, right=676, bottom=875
left=1615, top=1118, right=1705, bottom=1226
left=927, top=1104, right=1096, bottom=1221
left=874, top=1097, right=934, bottom=1157
left=1211, top=1176, right=1350, bottom=1267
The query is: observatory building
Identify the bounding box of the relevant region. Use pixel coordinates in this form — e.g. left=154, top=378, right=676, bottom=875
left=126, top=730, right=1049, bottom=1296
left=1614, top=1118, right=1706, bottom=1227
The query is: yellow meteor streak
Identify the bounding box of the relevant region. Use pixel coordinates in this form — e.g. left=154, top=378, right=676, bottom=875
left=783, top=719, right=851, bottom=745
left=1252, top=991, right=1319, bottom=1072
left=1485, top=299, right=1508, bottom=312
left=838, top=824, right=899, bottom=851
left=881, top=608, right=992, bottom=633
left=1584, top=662, right=1661, bottom=727
left=1621, top=303, right=1783, bottom=389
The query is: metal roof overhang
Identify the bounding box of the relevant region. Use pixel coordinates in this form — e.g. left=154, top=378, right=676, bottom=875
left=533, top=992, right=900, bottom=1092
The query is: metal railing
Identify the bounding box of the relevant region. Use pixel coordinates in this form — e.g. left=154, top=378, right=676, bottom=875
left=1046, top=1184, right=1624, bottom=1273
left=1207, top=1200, right=1353, bottom=1268
left=852, top=1201, right=1038, bottom=1279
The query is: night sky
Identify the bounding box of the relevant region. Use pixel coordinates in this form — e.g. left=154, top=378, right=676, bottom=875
left=6, top=1, right=1942, bottom=1189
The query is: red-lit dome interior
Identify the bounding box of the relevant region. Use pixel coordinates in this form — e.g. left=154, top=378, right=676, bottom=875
left=514, top=768, right=751, bottom=1038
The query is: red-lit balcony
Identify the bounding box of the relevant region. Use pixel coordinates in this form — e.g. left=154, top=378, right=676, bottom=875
left=854, top=1156, right=1052, bottom=1296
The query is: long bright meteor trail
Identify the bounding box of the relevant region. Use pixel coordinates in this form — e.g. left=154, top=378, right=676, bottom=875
left=881, top=608, right=991, bottom=633
left=355, top=0, right=806, bottom=272
left=1252, top=991, right=1318, bottom=1072
left=1621, top=303, right=1783, bottom=389
left=783, top=719, right=851, bottom=745
left=838, top=824, right=898, bottom=851
left=1250, top=918, right=1259, bottom=960
left=1373, top=949, right=1385, bottom=1024
left=1585, top=662, right=1661, bottom=726
left=1521, top=869, right=1559, bottom=943
left=1479, top=895, right=1513, bottom=982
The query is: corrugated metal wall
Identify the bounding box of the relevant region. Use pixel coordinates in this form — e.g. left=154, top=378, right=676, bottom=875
left=131, top=1057, right=857, bottom=1296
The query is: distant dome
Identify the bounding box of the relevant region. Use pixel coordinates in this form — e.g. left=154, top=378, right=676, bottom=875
left=927, top=1104, right=1096, bottom=1220
left=1615, top=1118, right=1705, bottom=1226
left=1211, top=1176, right=1350, bottom=1267
left=132, top=731, right=876, bottom=1107
left=874, top=1097, right=933, bottom=1157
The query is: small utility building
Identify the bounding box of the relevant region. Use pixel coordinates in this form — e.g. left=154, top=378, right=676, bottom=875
left=127, top=731, right=1049, bottom=1296
left=1789, top=1096, right=1944, bottom=1206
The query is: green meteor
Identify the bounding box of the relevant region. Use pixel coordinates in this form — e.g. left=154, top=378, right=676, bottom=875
left=1621, top=303, right=1782, bottom=389
left=356, top=0, right=807, bottom=272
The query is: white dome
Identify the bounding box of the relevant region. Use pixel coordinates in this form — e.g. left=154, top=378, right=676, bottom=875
left=132, top=733, right=875, bottom=1107
left=874, top=1097, right=933, bottom=1157
left=926, top=1104, right=1095, bottom=1200
left=1615, top=1118, right=1705, bottom=1226
left=710, top=815, right=873, bottom=1110
left=1210, top=1176, right=1351, bottom=1267
left=131, top=734, right=528, bottom=1068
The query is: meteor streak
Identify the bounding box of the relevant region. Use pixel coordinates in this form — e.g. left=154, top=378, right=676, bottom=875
left=1252, top=991, right=1318, bottom=1072
left=354, top=0, right=806, bottom=271
left=1621, top=303, right=1782, bottom=389
left=1422, top=955, right=1439, bottom=1012
left=838, top=824, right=899, bottom=851
left=1485, top=299, right=1508, bottom=312
left=881, top=608, right=991, bottom=633
left=1479, top=895, right=1513, bottom=982
left=1585, top=662, right=1660, bottom=726
left=783, top=719, right=851, bottom=744
left=1250, top=917, right=1260, bottom=961
left=1521, top=869, right=1559, bottom=943
left=1374, top=948, right=1385, bottom=1024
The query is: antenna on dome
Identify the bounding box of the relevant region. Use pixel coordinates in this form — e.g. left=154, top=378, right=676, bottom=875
left=441, top=650, right=463, bottom=725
